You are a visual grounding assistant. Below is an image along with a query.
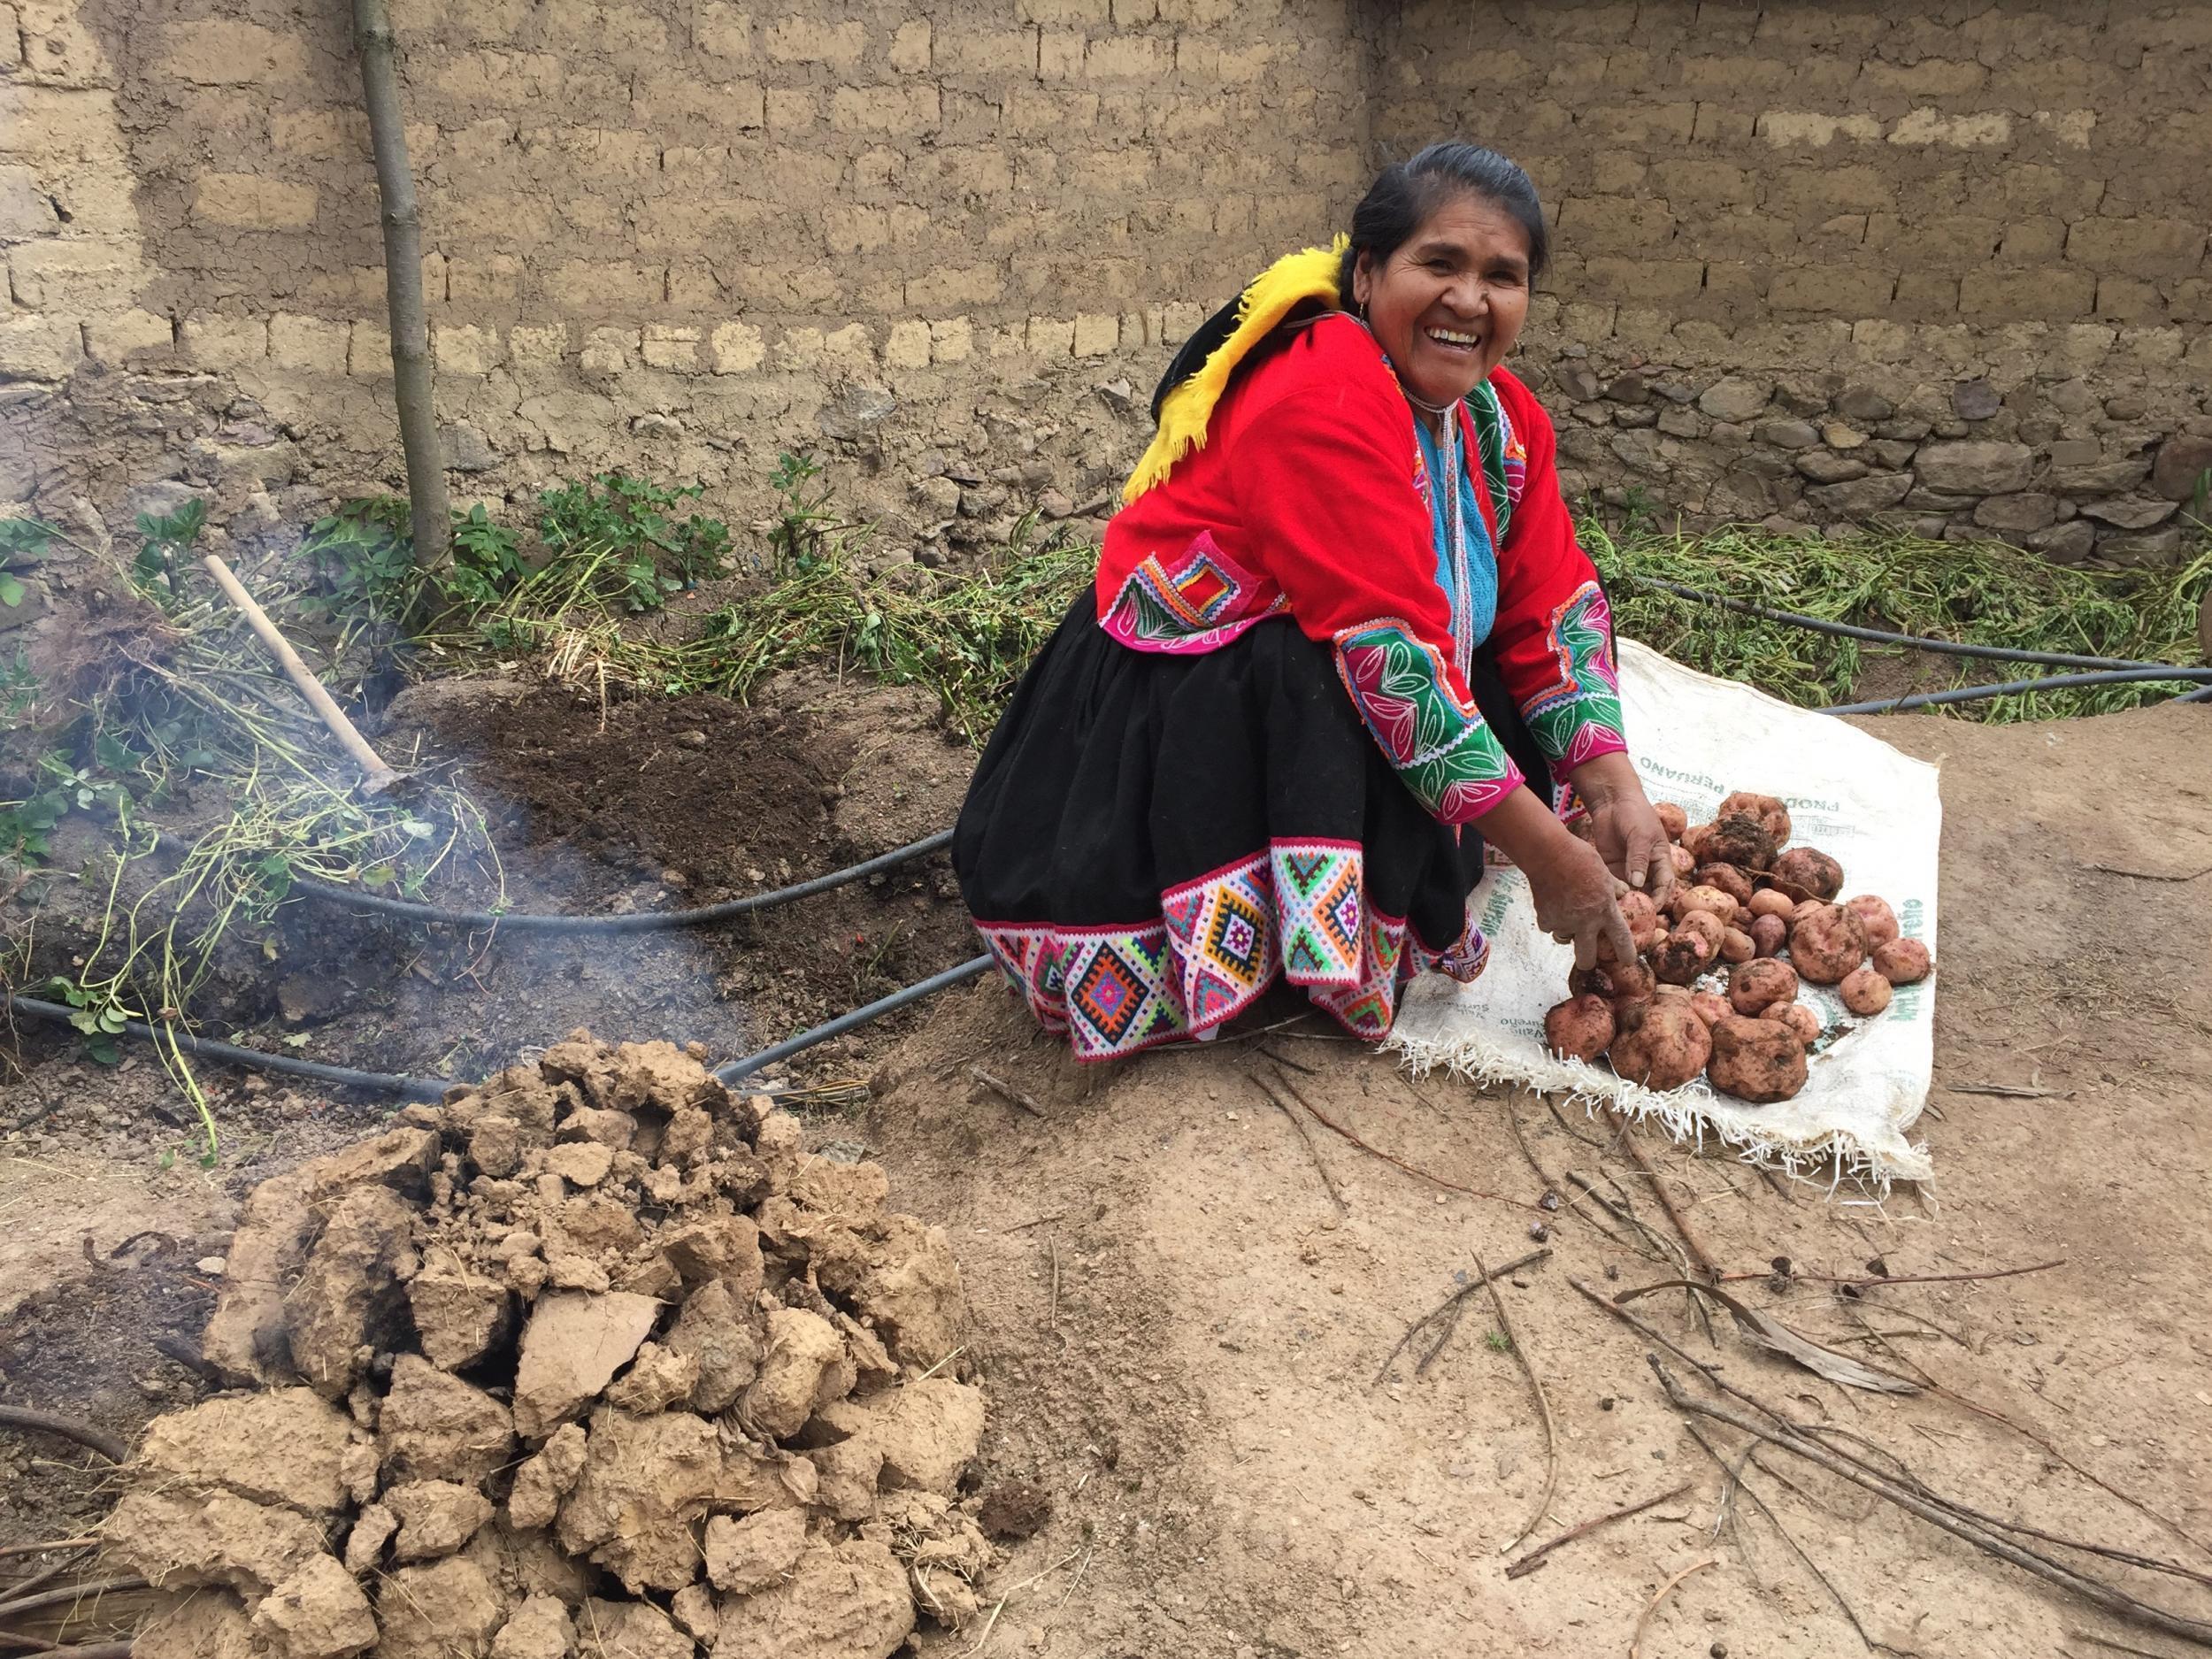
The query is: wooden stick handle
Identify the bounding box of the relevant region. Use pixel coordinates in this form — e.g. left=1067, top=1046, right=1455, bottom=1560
left=201, top=554, right=400, bottom=790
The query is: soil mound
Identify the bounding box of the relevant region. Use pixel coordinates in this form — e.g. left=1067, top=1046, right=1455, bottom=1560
left=103, top=1033, right=995, bottom=1657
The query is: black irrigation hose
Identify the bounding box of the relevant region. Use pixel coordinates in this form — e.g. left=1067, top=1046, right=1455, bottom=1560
left=1820, top=665, right=2212, bottom=717
left=289, top=827, right=956, bottom=933
left=16, top=610, right=2205, bottom=1101
left=714, top=954, right=995, bottom=1085
left=1622, top=572, right=2198, bottom=672
left=3, top=993, right=449, bottom=1102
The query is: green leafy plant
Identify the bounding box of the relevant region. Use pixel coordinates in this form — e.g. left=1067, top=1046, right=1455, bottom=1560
left=296, top=495, right=416, bottom=619
left=768, top=451, right=838, bottom=577
left=538, top=472, right=733, bottom=611
left=0, top=516, right=54, bottom=610
left=0, top=780, right=68, bottom=861
left=134, top=498, right=208, bottom=598
left=1591, top=524, right=2212, bottom=720
left=42, top=973, right=134, bottom=1065
left=0, top=645, right=37, bottom=728
left=443, top=504, right=526, bottom=610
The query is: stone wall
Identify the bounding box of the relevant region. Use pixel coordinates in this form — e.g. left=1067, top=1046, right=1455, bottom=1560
left=1371, top=1, right=2212, bottom=564
left=4, top=0, right=2212, bottom=584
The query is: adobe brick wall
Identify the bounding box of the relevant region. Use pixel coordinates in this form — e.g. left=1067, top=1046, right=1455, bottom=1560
left=2, top=0, right=1371, bottom=579
left=1371, top=1, right=2212, bottom=563
left=3, top=0, right=2210, bottom=594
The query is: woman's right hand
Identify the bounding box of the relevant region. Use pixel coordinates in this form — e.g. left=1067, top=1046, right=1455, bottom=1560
left=1478, top=787, right=1637, bottom=971
left=1525, top=833, right=1638, bottom=972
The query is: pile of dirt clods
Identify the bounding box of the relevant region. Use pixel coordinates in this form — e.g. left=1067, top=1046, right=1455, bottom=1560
left=104, top=1033, right=993, bottom=1658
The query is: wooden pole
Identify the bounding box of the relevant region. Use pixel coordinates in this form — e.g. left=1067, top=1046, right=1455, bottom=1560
left=202, top=554, right=403, bottom=795
left=353, top=0, right=450, bottom=573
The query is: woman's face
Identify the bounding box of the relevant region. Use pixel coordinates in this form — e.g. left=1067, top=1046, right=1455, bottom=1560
left=1352, top=192, right=1532, bottom=411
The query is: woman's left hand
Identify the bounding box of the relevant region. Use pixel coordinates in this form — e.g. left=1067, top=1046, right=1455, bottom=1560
left=1570, top=754, right=1674, bottom=900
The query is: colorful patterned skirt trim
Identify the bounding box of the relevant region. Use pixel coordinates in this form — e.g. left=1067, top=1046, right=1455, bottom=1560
left=973, top=840, right=1489, bottom=1061
left=954, top=599, right=1547, bottom=1063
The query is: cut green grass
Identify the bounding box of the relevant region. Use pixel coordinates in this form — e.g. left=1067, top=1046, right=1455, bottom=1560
left=1588, top=525, right=2211, bottom=721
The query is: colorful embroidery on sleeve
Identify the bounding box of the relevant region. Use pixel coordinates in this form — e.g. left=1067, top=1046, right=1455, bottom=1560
left=1517, top=581, right=1629, bottom=780
left=1102, top=530, right=1292, bottom=654
left=1333, top=619, right=1525, bottom=821
left=1463, top=380, right=1527, bottom=544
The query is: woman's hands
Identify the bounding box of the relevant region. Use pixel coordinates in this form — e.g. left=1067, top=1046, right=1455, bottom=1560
left=1478, top=787, right=1638, bottom=971
left=1570, top=752, right=1674, bottom=900
left=1525, top=835, right=1637, bottom=971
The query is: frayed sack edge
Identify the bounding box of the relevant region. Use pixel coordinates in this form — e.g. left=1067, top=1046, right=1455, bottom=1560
left=1386, top=1029, right=1934, bottom=1194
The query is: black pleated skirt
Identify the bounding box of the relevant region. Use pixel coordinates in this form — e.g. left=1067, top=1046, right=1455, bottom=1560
left=954, top=597, right=1537, bottom=1060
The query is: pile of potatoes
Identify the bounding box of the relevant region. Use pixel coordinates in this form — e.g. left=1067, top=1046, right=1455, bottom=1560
left=1543, top=790, right=1933, bottom=1104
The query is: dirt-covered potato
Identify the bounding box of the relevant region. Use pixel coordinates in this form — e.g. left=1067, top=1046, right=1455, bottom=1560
left=1696, top=863, right=1755, bottom=906
left=1788, top=902, right=1868, bottom=985
left=1789, top=897, right=1826, bottom=927
left=1871, top=938, right=1932, bottom=985
left=1609, top=960, right=1656, bottom=1001
left=1655, top=802, right=1689, bottom=841
left=1571, top=961, right=1656, bottom=1018
left=1763, top=1001, right=1822, bottom=1045
left=1619, top=890, right=1662, bottom=931
left=1545, top=994, right=1617, bottom=1062
left=1568, top=963, right=1614, bottom=999
left=1689, top=991, right=1732, bottom=1028
left=1620, top=888, right=1665, bottom=950
left=1673, top=884, right=1741, bottom=927
left=1679, top=821, right=1717, bottom=863
left=1709, top=1015, right=1809, bottom=1102
left=1770, top=846, right=1844, bottom=901
left=1609, top=1000, right=1713, bottom=1091
left=1705, top=812, right=1778, bottom=872
left=1676, top=910, right=1726, bottom=958
left=1728, top=958, right=1799, bottom=1016
left=1720, top=926, right=1755, bottom=964
left=1749, top=914, right=1788, bottom=957
left=1839, top=967, right=1893, bottom=1017
left=1747, top=888, right=1797, bottom=921
left=1717, top=791, right=1792, bottom=848
left=1669, top=844, right=1697, bottom=879
left=1844, top=894, right=1901, bottom=950
left=1650, top=932, right=1710, bottom=985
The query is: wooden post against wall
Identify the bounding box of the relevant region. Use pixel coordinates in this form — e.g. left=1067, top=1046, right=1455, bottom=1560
left=352, top=0, right=450, bottom=572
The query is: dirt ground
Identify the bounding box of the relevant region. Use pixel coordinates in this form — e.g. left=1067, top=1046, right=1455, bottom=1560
left=4, top=687, right=2208, bottom=1656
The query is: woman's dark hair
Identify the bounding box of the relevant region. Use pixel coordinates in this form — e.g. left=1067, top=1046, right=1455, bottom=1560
left=1338, top=142, right=1548, bottom=300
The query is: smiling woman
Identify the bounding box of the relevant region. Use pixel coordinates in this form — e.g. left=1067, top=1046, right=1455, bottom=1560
left=953, top=143, right=1673, bottom=1064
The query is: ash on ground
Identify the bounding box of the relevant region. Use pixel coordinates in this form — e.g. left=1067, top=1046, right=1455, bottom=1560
left=103, top=1033, right=995, bottom=1659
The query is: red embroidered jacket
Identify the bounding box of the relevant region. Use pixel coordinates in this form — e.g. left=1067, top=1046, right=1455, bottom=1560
left=1095, top=311, right=1626, bottom=824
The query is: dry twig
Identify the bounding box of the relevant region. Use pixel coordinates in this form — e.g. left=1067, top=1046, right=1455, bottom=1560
left=1252, top=1078, right=1347, bottom=1215
left=1505, top=1483, right=1689, bottom=1579
left=1647, top=1359, right=2212, bottom=1649
left=1717, top=1258, right=2066, bottom=1293
left=0, top=1576, right=147, bottom=1624
left=2069, top=1630, right=2197, bottom=1659
left=970, top=1065, right=1047, bottom=1120
left=1371, top=1248, right=1550, bottom=1386
left=1612, top=1117, right=1718, bottom=1279
left=1679, top=1419, right=1874, bottom=1651
left=1272, top=1073, right=1540, bottom=1211
left=1630, top=1556, right=1717, bottom=1659
left=1473, top=1248, right=1559, bottom=1554
left=0, top=1408, right=127, bottom=1465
